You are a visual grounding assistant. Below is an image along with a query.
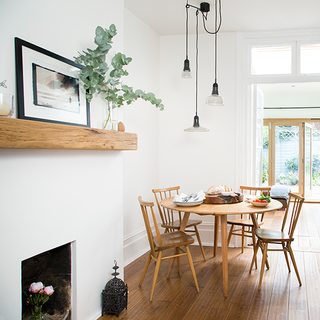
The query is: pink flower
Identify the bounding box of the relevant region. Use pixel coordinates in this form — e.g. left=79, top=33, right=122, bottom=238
left=29, top=282, right=44, bottom=293
left=44, top=286, right=54, bottom=296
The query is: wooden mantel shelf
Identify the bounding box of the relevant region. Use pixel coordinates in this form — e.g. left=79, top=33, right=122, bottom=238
left=0, top=118, right=137, bottom=150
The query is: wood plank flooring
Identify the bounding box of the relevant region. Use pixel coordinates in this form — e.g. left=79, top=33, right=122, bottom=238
left=99, top=203, right=320, bottom=320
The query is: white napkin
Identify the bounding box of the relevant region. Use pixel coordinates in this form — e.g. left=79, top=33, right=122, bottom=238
left=174, top=190, right=205, bottom=202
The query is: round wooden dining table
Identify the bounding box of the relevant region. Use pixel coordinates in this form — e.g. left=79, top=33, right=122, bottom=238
left=160, top=197, right=283, bottom=297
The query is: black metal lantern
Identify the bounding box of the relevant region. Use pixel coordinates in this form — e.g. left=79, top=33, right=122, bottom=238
left=102, top=260, right=128, bottom=317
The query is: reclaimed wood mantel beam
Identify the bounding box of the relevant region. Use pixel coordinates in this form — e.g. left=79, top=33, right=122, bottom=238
left=0, top=118, right=137, bottom=150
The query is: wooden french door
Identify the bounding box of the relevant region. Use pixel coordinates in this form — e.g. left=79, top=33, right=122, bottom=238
left=264, top=119, right=317, bottom=199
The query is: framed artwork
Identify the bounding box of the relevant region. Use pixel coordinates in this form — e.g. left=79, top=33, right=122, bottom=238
left=15, top=37, right=90, bottom=127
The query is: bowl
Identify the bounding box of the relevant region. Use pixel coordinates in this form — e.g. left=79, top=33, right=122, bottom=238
left=221, top=191, right=232, bottom=196
left=251, top=201, right=269, bottom=207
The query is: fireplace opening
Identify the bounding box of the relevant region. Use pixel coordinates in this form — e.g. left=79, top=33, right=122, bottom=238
left=21, top=242, right=72, bottom=320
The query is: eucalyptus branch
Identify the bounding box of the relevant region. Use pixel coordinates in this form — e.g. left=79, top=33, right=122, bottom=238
left=74, top=25, right=164, bottom=111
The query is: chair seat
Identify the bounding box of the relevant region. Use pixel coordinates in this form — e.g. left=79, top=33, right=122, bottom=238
left=154, top=231, right=195, bottom=250
left=227, top=218, right=263, bottom=228
left=255, top=228, right=292, bottom=242
left=161, top=219, right=202, bottom=229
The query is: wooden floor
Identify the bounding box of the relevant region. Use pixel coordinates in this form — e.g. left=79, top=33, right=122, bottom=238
left=99, top=203, right=320, bottom=320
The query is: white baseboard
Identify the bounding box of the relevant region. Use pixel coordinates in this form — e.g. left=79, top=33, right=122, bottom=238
left=86, top=309, right=102, bottom=320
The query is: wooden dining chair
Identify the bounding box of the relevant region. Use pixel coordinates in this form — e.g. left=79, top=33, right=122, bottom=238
left=152, top=186, right=206, bottom=261
left=138, top=196, right=199, bottom=301
left=249, top=192, right=304, bottom=290
left=227, top=186, right=271, bottom=267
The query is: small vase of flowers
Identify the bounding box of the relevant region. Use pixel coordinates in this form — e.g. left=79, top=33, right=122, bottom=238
left=24, top=282, right=54, bottom=320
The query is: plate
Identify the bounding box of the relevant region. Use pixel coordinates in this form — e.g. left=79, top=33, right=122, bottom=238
left=221, top=191, right=232, bottom=196
left=173, top=200, right=203, bottom=207
left=251, top=201, right=269, bottom=207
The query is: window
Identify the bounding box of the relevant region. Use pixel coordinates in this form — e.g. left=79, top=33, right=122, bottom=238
left=251, top=46, right=292, bottom=75
left=300, top=44, right=320, bottom=74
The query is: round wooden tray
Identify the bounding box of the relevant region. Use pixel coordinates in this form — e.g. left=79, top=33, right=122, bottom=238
left=203, top=192, right=244, bottom=204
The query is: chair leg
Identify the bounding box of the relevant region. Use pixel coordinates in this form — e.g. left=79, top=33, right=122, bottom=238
left=288, top=243, right=302, bottom=286
left=177, top=248, right=181, bottom=276
left=241, top=227, right=245, bottom=253
left=227, top=225, right=234, bottom=247
left=167, top=253, right=176, bottom=278
left=259, top=242, right=270, bottom=270
left=150, top=251, right=163, bottom=302
left=258, top=242, right=268, bottom=290
left=185, top=246, right=199, bottom=292
left=249, top=239, right=259, bottom=273
left=139, top=252, right=152, bottom=286
left=282, top=243, right=291, bottom=273
left=194, top=225, right=206, bottom=261
left=251, top=231, right=258, bottom=269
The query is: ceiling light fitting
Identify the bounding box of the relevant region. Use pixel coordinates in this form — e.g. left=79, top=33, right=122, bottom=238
left=183, top=1, right=224, bottom=132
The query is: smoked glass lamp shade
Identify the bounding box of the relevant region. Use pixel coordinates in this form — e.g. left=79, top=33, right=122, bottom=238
left=184, top=115, right=209, bottom=132
left=206, top=82, right=224, bottom=106
left=181, top=59, right=192, bottom=79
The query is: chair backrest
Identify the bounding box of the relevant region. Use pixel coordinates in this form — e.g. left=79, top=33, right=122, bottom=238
left=138, top=196, right=162, bottom=256
left=240, top=186, right=271, bottom=196
left=152, top=186, right=181, bottom=226
left=281, top=192, right=305, bottom=238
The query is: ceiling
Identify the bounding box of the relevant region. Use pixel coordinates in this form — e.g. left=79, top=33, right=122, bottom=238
left=124, top=0, right=320, bottom=102
left=124, top=0, right=320, bottom=36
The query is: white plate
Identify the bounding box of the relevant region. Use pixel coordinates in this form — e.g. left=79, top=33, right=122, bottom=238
left=221, top=192, right=232, bottom=196
left=172, top=200, right=203, bottom=207
left=251, top=201, right=269, bottom=207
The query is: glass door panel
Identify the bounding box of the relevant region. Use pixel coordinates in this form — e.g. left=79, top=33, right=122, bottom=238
left=274, top=125, right=300, bottom=193
left=304, top=123, right=312, bottom=198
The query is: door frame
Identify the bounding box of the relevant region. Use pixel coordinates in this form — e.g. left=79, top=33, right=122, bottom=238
left=264, top=118, right=320, bottom=199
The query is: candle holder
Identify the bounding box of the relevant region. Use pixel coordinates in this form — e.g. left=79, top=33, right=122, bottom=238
left=0, top=93, right=14, bottom=117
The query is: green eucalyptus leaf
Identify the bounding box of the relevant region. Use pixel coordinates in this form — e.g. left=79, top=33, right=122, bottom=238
left=75, top=24, right=164, bottom=111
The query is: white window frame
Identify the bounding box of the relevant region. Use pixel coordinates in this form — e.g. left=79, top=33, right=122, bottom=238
left=235, top=28, right=320, bottom=188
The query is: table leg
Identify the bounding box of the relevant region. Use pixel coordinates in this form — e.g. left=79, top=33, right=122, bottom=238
left=214, top=215, right=219, bottom=257
left=220, top=215, right=228, bottom=297
left=180, top=212, right=190, bottom=232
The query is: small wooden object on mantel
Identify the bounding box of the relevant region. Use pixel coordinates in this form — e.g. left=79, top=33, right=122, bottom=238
left=204, top=192, right=244, bottom=204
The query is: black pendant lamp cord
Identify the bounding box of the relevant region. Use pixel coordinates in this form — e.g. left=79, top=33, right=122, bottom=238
left=201, top=0, right=222, bottom=35
left=185, top=5, right=189, bottom=60
left=214, top=0, right=218, bottom=83
left=195, top=10, right=199, bottom=116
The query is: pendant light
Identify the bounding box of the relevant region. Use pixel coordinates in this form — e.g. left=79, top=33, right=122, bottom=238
left=181, top=5, right=192, bottom=79
left=206, top=0, right=224, bottom=106
left=185, top=11, right=209, bottom=132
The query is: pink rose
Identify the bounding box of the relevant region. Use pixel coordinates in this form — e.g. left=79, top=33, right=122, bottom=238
left=44, top=286, right=54, bottom=296
left=29, top=282, right=44, bottom=293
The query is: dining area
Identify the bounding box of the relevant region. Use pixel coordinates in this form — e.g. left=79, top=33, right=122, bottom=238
left=99, top=183, right=317, bottom=320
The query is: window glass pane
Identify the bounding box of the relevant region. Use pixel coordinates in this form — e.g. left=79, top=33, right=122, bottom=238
left=251, top=46, right=291, bottom=75
left=300, top=44, right=320, bottom=74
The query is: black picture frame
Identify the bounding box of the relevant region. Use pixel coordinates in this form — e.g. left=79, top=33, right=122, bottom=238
left=15, top=37, right=90, bottom=127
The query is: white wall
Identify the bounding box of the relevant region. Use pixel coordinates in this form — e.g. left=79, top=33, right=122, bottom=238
left=122, top=11, right=240, bottom=258
left=0, top=1, right=126, bottom=320
left=158, top=32, right=238, bottom=245
left=123, top=9, right=161, bottom=264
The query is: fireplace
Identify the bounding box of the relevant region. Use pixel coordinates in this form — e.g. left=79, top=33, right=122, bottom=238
left=21, top=242, right=72, bottom=320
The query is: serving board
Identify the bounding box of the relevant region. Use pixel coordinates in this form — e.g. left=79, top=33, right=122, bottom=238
left=204, top=192, right=244, bottom=204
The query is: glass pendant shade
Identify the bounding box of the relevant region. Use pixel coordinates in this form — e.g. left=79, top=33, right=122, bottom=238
left=181, top=59, right=192, bottom=79
left=184, top=115, right=209, bottom=132
left=206, top=82, right=224, bottom=106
